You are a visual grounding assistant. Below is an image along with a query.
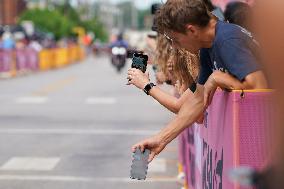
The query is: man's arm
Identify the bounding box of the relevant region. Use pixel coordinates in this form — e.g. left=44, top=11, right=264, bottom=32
left=218, top=38, right=268, bottom=89
left=158, top=85, right=204, bottom=144
left=132, top=85, right=205, bottom=162
left=202, top=70, right=268, bottom=108
left=211, top=70, right=268, bottom=90
left=242, top=70, right=268, bottom=89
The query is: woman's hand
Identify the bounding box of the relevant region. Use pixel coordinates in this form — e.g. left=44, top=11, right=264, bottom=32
left=127, top=68, right=150, bottom=90
left=203, top=73, right=218, bottom=108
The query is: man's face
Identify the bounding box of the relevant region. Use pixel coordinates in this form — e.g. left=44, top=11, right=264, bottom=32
left=165, top=28, right=201, bottom=54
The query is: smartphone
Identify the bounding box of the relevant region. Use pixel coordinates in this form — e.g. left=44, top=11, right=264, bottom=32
left=131, top=53, right=148, bottom=73
left=130, top=148, right=150, bottom=180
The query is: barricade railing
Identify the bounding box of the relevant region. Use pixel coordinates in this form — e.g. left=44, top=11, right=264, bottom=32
left=0, top=45, right=85, bottom=78
left=178, top=89, right=273, bottom=189
left=15, top=48, right=39, bottom=72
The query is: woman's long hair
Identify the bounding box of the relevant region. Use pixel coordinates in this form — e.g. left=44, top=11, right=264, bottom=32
left=155, top=35, right=200, bottom=88
left=155, top=35, right=172, bottom=74
left=173, top=49, right=200, bottom=87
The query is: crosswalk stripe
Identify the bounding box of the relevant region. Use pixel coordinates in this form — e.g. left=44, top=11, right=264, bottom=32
left=15, top=96, right=48, bottom=104
left=0, top=157, right=60, bottom=171
left=85, top=97, right=117, bottom=105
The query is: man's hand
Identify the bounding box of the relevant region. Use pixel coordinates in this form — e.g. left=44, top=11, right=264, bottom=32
left=203, top=73, right=218, bottom=107
left=131, top=134, right=167, bottom=162
left=127, top=68, right=150, bottom=89
left=196, top=114, right=204, bottom=124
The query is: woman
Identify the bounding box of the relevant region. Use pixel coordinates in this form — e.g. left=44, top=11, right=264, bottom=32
left=128, top=36, right=199, bottom=114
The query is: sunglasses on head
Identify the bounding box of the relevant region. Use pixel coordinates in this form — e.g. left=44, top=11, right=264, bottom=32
left=164, top=33, right=174, bottom=45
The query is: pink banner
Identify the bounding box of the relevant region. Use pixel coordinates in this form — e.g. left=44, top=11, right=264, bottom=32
left=0, top=50, right=13, bottom=72
left=16, top=49, right=28, bottom=71
left=15, top=48, right=39, bottom=71
left=25, top=48, right=39, bottom=71
left=183, top=90, right=273, bottom=189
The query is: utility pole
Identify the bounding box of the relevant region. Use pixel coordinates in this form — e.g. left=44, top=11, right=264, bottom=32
left=131, top=1, right=138, bottom=30
left=117, top=9, right=123, bottom=31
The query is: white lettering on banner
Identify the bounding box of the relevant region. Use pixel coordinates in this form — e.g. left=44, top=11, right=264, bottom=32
left=194, top=124, right=202, bottom=174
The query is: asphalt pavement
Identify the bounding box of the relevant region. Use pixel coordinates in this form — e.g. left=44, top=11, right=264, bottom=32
left=0, top=55, right=180, bottom=189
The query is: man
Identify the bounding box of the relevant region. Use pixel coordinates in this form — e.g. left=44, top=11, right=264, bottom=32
left=128, top=0, right=268, bottom=162
left=224, top=1, right=253, bottom=32
left=109, top=33, right=129, bottom=49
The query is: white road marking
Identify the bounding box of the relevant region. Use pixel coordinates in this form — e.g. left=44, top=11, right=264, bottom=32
left=15, top=96, right=48, bottom=104
left=0, top=95, right=12, bottom=98
left=0, top=157, right=60, bottom=171
left=148, top=158, right=167, bottom=173
left=0, top=128, right=158, bottom=136
left=0, top=175, right=178, bottom=183
left=85, top=97, right=117, bottom=105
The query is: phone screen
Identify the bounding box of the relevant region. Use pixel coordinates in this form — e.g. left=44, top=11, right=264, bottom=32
left=131, top=53, right=148, bottom=73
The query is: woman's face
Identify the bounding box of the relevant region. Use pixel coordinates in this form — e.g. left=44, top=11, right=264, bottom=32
left=167, top=55, right=175, bottom=72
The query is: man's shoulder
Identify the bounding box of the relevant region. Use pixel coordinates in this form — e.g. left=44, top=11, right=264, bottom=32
left=215, top=21, right=253, bottom=45
left=200, top=48, right=212, bottom=59
left=200, top=48, right=212, bottom=65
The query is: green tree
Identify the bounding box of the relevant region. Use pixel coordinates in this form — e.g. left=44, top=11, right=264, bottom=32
left=80, top=18, right=108, bottom=42
left=55, top=3, right=108, bottom=41
left=138, top=9, right=151, bottom=30
left=19, top=5, right=108, bottom=42
left=19, top=8, right=75, bottom=40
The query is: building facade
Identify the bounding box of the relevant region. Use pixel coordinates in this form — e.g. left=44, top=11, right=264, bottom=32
left=0, top=0, right=26, bottom=25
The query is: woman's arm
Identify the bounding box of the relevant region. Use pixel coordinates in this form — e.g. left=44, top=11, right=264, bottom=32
left=149, top=87, right=193, bottom=113
left=127, top=68, right=193, bottom=113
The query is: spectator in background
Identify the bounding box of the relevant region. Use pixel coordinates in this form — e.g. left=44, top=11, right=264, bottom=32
left=14, top=32, right=27, bottom=50
left=2, top=32, right=15, bottom=49
left=224, top=1, right=253, bottom=32
left=109, top=33, right=128, bottom=49
left=28, top=36, right=42, bottom=52
left=203, top=0, right=225, bottom=21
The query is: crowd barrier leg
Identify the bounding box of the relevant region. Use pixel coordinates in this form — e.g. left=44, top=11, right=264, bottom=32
left=10, top=50, right=17, bottom=77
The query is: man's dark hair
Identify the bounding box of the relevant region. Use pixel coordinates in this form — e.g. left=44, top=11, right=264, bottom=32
left=202, top=0, right=215, bottom=12
left=155, top=0, right=212, bottom=34
left=224, top=2, right=252, bottom=31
